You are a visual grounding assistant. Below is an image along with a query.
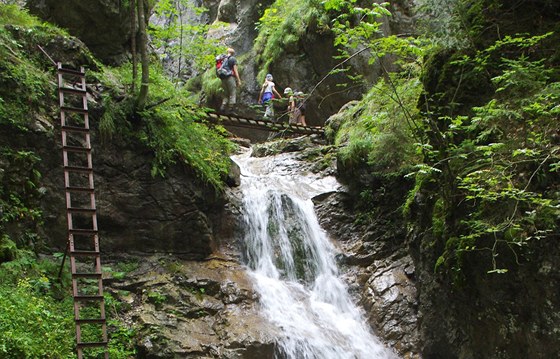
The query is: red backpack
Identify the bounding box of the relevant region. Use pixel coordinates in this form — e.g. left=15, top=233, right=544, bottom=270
left=215, top=54, right=232, bottom=79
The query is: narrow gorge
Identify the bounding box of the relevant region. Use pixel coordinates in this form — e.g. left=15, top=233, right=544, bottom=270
left=1, top=1, right=559, bottom=358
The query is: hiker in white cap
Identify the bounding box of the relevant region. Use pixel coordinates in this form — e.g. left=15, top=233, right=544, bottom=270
left=258, top=73, right=282, bottom=120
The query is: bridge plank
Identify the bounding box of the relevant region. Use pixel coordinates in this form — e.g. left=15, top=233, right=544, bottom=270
left=207, top=111, right=324, bottom=136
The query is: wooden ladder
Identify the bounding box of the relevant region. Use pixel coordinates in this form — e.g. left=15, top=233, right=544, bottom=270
left=57, top=63, right=109, bottom=358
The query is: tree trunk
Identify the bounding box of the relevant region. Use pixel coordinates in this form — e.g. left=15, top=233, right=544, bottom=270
left=176, top=1, right=183, bottom=87
left=136, top=0, right=149, bottom=111
left=131, top=0, right=137, bottom=94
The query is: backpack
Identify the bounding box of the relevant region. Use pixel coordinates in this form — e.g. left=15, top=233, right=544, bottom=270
left=215, top=54, right=232, bottom=79
left=295, top=94, right=306, bottom=111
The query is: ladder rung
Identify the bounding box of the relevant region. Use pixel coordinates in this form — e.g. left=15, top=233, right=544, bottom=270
left=64, top=165, right=92, bottom=173
left=73, top=272, right=102, bottom=278
left=76, top=318, right=106, bottom=324
left=58, top=67, right=85, bottom=76
left=74, top=295, right=104, bottom=301
left=69, top=228, right=98, bottom=235
left=68, top=207, right=96, bottom=214
left=65, top=186, right=94, bottom=193
left=70, top=249, right=99, bottom=256
left=63, top=145, right=91, bottom=153
left=61, top=125, right=89, bottom=133
left=59, top=86, right=87, bottom=95
left=76, top=341, right=108, bottom=348
left=61, top=106, right=88, bottom=114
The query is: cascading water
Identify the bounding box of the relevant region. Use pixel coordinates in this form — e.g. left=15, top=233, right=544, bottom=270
left=234, top=149, right=398, bottom=359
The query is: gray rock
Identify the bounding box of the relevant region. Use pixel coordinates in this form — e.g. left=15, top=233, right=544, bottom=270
left=28, top=0, right=135, bottom=64
left=104, top=254, right=278, bottom=358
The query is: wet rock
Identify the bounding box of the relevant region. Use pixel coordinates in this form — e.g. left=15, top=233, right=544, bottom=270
left=252, top=137, right=313, bottom=157
left=104, top=254, right=278, bottom=358
left=225, top=159, right=241, bottom=187
left=314, top=181, right=420, bottom=357
left=362, top=255, right=419, bottom=353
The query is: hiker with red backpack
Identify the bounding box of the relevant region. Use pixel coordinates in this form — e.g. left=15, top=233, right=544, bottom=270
left=216, top=47, right=241, bottom=112
left=258, top=73, right=282, bottom=120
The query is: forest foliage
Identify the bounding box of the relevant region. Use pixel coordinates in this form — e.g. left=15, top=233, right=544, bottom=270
left=327, top=0, right=559, bottom=277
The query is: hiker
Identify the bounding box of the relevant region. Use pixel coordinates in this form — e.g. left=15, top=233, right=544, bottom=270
left=217, top=47, right=241, bottom=112
left=258, top=73, right=282, bottom=120
left=294, top=91, right=307, bottom=126
left=284, top=87, right=298, bottom=124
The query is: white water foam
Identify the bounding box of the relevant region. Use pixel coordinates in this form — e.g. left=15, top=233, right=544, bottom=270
left=234, top=149, right=398, bottom=359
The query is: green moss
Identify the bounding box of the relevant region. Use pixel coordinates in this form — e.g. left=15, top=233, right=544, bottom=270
left=0, top=5, right=47, bottom=27
left=0, top=235, right=18, bottom=262
left=287, top=227, right=314, bottom=282
left=0, top=29, right=51, bottom=129
left=431, top=198, right=445, bottom=238
left=147, top=290, right=167, bottom=307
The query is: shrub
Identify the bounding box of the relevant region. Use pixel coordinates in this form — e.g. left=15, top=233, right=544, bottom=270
left=334, top=74, right=422, bottom=173
left=0, top=277, right=75, bottom=358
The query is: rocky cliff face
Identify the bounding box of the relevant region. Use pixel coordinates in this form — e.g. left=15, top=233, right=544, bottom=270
left=1, top=107, right=227, bottom=260
left=0, top=21, right=228, bottom=258
left=104, top=253, right=279, bottom=358
left=406, top=1, right=560, bottom=357
left=27, top=0, right=134, bottom=64
left=15, top=1, right=423, bottom=357
left=98, top=136, right=424, bottom=358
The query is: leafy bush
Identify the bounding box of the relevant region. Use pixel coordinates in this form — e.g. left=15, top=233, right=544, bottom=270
left=0, top=278, right=75, bottom=358
left=0, top=148, right=44, bottom=258
left=0, top=253, right=75, bottom=359
left=0, top=4, right=43, bottom=27
left=0, top=255, right=137, bottom=358
left=334, top=73, right=423, bottom=173
left=147, top=290, right=167, bottom=307
left=137, top=65, right=236, bottom=187
left=324, top=1, right=559, bottom=277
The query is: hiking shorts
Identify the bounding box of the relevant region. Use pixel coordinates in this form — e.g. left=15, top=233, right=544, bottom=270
left=262, top=92, right=273, bottom=103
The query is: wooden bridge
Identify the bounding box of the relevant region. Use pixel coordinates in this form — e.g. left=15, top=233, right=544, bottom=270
left=207, top=111, right=324, bottom=136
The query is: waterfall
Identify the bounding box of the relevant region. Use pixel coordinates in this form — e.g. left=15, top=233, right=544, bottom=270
left=233, top=149, right=398, bottom=359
